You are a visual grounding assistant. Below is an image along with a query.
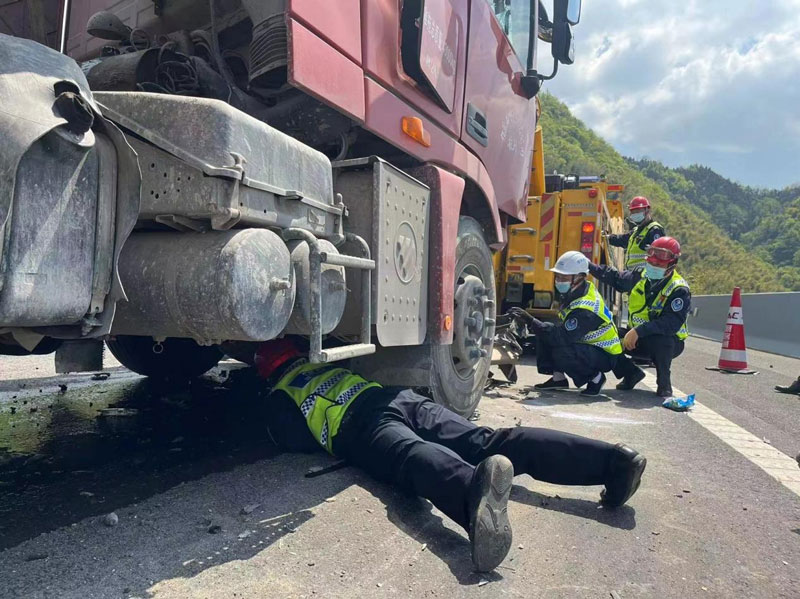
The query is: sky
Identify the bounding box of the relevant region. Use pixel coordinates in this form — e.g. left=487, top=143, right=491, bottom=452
left=543, top=0, right=800, bottom=189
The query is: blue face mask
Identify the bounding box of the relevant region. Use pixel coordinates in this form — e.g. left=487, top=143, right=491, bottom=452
left=555, top=281, right=572, bottom=294
left=644, top=263, right=667, bottom=280
left=630, top=212, right=646, bottom=224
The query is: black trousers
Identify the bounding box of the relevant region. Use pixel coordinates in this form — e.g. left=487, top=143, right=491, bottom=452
left=613, top=328, right=684, bottom=390
left=336, top=389, right=617, bottom=532
left=535, top=335, right=617, bottom=387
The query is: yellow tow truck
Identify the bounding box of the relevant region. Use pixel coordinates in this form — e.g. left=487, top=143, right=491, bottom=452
left=495, top=126, right=628, bottom=324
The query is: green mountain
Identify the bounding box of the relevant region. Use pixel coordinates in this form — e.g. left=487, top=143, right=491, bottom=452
left=538, top=93, right=795, bottom=293
left=630, top=161, right=800, bottom=289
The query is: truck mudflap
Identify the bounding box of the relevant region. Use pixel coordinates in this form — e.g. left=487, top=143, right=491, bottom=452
left=0, top=34, right=139, bottom=343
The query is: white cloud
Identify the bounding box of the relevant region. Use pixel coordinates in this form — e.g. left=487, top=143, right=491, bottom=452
left=544, top=0, right=800, bottom=188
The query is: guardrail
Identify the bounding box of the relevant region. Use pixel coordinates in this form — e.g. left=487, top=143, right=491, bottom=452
left=689, top=292, right=800, bottom=358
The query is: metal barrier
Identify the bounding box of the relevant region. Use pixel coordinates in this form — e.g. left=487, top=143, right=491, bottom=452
left=689, top=292, right=800, bottom=358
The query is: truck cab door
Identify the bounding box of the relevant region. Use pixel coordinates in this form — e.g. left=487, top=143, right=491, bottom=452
left=461, top=0, right=538, bottom=221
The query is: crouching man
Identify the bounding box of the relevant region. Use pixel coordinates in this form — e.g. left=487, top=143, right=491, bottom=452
left=511, top=251, right=623, bottom=396
left=256, top=338, right=646, bottom=573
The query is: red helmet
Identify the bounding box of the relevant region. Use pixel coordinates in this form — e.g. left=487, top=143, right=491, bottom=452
left=646, top=236, right=681, bottom=267
left=255, top=337, right=303, bottom=379
left=629, top=196, right=651, bottom=211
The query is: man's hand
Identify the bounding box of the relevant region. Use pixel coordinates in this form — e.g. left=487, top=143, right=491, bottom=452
left=623, top=328, right=639, bottom=351
left=508, top=307, right=534, bottom=324
left=508, top=308, right=545, bottom=331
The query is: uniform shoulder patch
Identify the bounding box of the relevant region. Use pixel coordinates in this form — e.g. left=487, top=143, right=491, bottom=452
left=671, top=297, right=684, bottom=312
left=564, top=317, right=578, bottom=331
left=652, top=233, right=662, bottom=240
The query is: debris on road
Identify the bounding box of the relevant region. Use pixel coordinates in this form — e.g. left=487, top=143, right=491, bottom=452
left=662, top=394, right=695, bottom=411
left=58, top=384, right=68, bottom=394
left=24, top=553, right=49, bottom=562
left=305, top=460, right=348, bottom=478
left=207, top=524, right=222, bottom=534
left=240, top=503, right=260, bottom=515
left=91, top=372, right=111, bottom=381
left=98, top=407, right=139, bottom=418
left=79, top=491, right=94, bottom=497
left=102, top=512, right=119, bottom=527
left=238, top=530, right=253, bottom=539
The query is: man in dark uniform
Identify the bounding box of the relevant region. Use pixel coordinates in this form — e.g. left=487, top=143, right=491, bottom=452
left=608, top=196, right=665, bottom=270
left=256, top=338, right=647, bottom=573
left=590, top=236, right=690, bottom=397
left=511, top=251, right=622, bottom=396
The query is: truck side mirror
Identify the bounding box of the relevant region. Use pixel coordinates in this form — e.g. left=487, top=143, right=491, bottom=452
left=566, top=0, right=581, bottom=25
left=551, top=21, right=574, bottom=65
left=551, top=0, right=577, bottom=64
left=522, top=0, right=580, bottom=95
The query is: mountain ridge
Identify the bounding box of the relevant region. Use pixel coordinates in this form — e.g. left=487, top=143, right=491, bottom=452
left=538, top=93, right=796, bottom=293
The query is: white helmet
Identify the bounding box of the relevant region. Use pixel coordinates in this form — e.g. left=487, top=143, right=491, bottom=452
left=551, top=251, right=589, bottom=275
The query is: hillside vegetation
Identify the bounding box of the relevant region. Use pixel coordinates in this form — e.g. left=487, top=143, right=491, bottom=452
left=630, top=161, right=800, bottom=289
left=538, top=93, right=794, bottom=293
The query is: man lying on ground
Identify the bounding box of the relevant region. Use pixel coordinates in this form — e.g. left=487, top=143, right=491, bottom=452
left=256, top=338, right=647, bottom=572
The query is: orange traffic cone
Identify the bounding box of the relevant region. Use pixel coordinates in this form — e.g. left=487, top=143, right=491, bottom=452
left=706, top=287, right=757, bottom=374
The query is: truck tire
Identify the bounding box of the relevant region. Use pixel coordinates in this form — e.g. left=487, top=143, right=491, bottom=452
left=106, top=335, right=223, bottom=378
left=429, top=217, right=496, bottom=417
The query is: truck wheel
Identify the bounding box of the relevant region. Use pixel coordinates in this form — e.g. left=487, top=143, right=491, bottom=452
left=429, top=217, right=496, bottom=417
left=106, top=335, right=223, bottom=378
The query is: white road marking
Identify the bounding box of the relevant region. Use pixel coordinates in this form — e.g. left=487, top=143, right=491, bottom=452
left=522, top=406, right=652, bottom=425
left=640, top=371, right=800, bottom=498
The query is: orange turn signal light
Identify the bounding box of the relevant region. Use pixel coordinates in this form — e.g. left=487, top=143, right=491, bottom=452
left=402, top=116, right=431, bottom=148
left=582, top=222, right=595, bottom=233
left=444, top=314, right=453, bottom=331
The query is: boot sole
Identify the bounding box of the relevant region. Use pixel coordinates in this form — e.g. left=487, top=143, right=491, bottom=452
left=470, top=456, right=514, bottom=572
left=581, top=374, right=607, bottom=396
left=533, top=383, right=569, bottom=390
left=601, top=454, right=647, bottom=507
left=616, top=370, right=646, bottom=390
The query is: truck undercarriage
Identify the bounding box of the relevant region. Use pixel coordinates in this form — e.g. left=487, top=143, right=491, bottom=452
left=0, top=0, right=580, bottom=415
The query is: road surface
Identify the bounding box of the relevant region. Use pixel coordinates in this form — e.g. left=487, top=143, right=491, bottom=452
left=0, top=338, right=798, bottom=598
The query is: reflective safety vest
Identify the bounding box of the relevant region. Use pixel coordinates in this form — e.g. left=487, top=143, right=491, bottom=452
left=273, top=361, right=381, bottom=454
left=629, top=270, right=690, bottom=340
left=625, top=221, right=662, bottom=269
left=558, top=282, right=623, bottom=355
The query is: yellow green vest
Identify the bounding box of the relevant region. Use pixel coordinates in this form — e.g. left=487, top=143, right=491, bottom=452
left=625, top=221, right=661, bottom=269
left=558, top=282, right=622, bottom=355
left=274, top=361, right=381, bottom=454
left=629, top=270, right=690, bottom=340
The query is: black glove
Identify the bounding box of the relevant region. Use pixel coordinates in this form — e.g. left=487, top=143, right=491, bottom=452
left=508, top=307, right=534, bottom=324
left=508, top=308, right=545, bottom=332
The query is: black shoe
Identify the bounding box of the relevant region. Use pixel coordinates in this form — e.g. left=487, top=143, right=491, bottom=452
left=775, top=377, right=800, bottom=395
left=601, top=444, right=647, bottom=507
left=468, top=455, right=514, bottom=572
left=581, top=373, right=606, bottom=396
left=656, top=386, right=673, bottom=398
left=616, top=368, right=646, bottom=390
left=534, top=377, right=569, bottom=390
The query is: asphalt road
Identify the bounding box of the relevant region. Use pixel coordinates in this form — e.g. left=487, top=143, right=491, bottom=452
left=0, top=339, right=798, bottom=599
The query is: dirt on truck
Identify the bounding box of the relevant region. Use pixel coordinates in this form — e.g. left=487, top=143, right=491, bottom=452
left=0, top=0, right=580, bottom=415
